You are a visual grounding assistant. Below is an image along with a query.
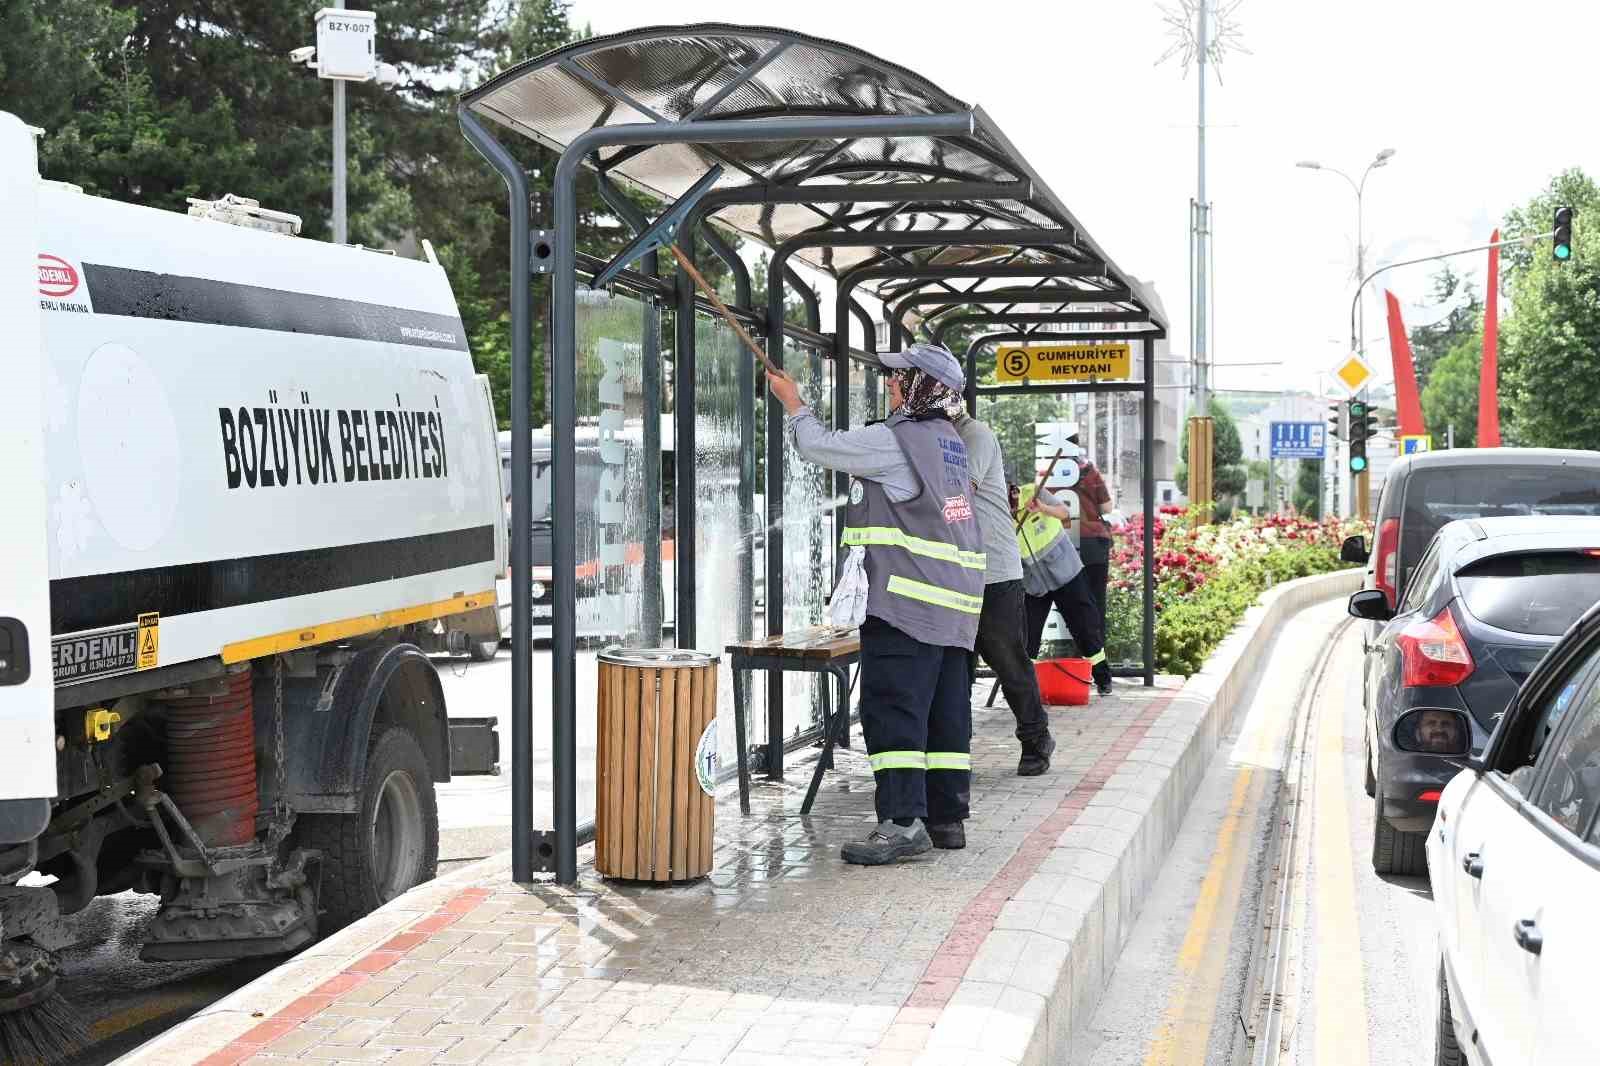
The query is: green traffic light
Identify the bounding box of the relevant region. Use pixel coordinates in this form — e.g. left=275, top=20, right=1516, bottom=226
left=1349, top=456, right=1368, bottom=473
left=1556, top=244, right=1572, bottom=260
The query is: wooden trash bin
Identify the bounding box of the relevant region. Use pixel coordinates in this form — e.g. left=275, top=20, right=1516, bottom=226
left=595, top=649, right=720, bottom=883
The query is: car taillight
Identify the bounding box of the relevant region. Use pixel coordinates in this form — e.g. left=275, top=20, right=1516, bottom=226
left=1397, top=604, right=1475, bottom=687
left=1374, top=516, right=1400, bottom=609
left=1418, top=790, right=1442, bottom=802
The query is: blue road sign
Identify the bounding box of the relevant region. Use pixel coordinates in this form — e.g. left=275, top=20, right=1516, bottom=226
left=1270, top=421, right=1326, bottom=459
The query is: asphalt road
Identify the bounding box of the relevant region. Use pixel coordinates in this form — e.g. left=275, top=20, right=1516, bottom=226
left=1067, top=598, right=1439, bottom=1066
left=53, top=648, right=546, bottom=1066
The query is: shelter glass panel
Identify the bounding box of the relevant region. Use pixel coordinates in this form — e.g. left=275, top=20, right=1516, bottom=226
left=974, top=389, right=1155, bottom=670
left=691, top=313, right=759, bottom=767
left=528, top=288, right=652, bottom=827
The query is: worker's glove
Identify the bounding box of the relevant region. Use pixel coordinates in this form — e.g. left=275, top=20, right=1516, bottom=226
left=1105, top=509, right=1128, bottom=530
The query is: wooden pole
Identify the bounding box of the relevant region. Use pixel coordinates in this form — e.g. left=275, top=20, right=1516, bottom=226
left=667, top=243, right=781, bottom=377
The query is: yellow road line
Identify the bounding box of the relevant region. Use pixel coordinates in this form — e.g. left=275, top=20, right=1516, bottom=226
left=1143, top=766, right=1262, bottom=1066
left=1312, top=644, right=1370, bottom=1064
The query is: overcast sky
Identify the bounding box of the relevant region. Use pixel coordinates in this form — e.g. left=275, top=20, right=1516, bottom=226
left=568, top=0, right=1598, bottom=399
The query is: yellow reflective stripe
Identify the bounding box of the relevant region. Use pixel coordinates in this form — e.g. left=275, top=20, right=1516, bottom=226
left=841, top=526, right=986, bottom=571
left=886, top=574, right=984, bottom=615
left=869, top=750, right=927, bottom=772
left=926, top=752, right=971, bottom=771
left=1087, top=649, right=1106, bottom=665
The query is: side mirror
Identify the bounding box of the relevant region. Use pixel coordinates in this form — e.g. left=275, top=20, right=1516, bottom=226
left=1348, top=588, right=1394, bottom=622
left=1394, top=708, right=1472, bottom=758
left=1341, top=534, right=1370, bottom=564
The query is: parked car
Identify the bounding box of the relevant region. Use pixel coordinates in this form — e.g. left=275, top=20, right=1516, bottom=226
left=1348, top=515, right=1600, bottom=874
left=1426, top=596, right=1600, bottom=1066
left=1342, top=448, right=1600, bottom=619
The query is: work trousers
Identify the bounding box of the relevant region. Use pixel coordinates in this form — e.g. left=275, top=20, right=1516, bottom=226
left=1024, top=575, right=1110, bottom=686
left=1079, top=537, right=1113, bottom=624
left=858, top=615, right=972, bottom=824
left=973, top=580, right=1050, bottom=745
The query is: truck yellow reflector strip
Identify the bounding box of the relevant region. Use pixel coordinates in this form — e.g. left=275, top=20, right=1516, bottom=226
left=885, top=575, right=984, bottom=615
left=221, top=589, right=497, bottom=663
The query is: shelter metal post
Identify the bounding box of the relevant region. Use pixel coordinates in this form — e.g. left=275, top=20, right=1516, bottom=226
left=458, top=111, right=537, bottom=882
left=1142, top=336, right=1156, bottom=686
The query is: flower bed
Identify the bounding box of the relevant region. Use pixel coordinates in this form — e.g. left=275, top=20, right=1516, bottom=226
left=1101, top=507, right=1362, bottom=675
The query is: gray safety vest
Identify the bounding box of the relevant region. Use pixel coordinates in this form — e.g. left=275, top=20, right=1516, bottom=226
left=841, top=413, right=986, bottom=650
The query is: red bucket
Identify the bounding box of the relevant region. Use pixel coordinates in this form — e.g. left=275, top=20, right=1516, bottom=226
left=1035, top=657, right=1092, bottom=706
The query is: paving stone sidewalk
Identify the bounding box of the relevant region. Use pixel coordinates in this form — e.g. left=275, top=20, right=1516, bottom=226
left=165, top=679, right=1182, bottom=1066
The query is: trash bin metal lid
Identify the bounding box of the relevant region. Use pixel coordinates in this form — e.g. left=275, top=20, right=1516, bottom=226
left=597, top=647, right=720, bottom=669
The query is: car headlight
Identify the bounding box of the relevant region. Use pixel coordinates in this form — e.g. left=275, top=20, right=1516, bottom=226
left=531, top=581, right=546, bottom=599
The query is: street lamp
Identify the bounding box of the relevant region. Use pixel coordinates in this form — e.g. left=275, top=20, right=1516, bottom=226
left=1295, top=148, right=1396, bottom=358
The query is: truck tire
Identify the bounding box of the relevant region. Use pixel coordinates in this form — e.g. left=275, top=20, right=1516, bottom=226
left=1372, top=788, right=1427, bottom=876
left=468, top=638, right=500, bottom=662
left=296, top=727, right=439, bottom=933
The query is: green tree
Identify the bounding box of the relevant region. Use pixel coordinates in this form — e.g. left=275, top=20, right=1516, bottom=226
left=1176, top=401, right=1245, bottom=501
left=1295, top=459, right=1323, bottom=518
left=1500, top=168, right=1600, bottom=448
left=1408, top=265, right=1483, bottom=390
left=1419, top=330, right=1483, bottom=449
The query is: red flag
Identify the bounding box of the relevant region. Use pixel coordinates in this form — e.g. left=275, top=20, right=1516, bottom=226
left=1385, top=290, right=1425, bottom=437
left=1479, top=229, right=1502, bottom=447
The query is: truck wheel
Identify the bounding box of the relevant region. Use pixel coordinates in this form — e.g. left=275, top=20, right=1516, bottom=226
left=1372, top=787, right=1427, bottom=876
left=468, top=638, right=500, bottom=662
left=297, top=727, right=439, bottom=933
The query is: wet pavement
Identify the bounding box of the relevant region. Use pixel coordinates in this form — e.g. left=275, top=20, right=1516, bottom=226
left=126, top=676, right=1179, bottom=1066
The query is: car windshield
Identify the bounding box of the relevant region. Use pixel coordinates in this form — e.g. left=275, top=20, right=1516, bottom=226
left=500, top=455, right=554, bottom=525
left=1402, top=464, right=1600, bottom=579
left=1457, top=552, right=1600, bottom=636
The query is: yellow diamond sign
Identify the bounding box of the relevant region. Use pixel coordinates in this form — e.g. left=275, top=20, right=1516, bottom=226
left=1334, top=353, right=1373, bottom=394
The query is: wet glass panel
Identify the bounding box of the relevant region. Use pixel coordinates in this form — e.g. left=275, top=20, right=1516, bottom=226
left=524, top=287, right=649, bottom=828
left=691, top=313, right=759, bottom=767
left=777, top=345, right=836, bottom=740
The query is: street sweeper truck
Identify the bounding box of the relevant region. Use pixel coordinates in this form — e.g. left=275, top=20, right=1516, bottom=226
left=0, top=109, right=507, bottom=1043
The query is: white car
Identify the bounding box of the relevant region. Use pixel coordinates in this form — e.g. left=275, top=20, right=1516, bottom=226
left=1427, top=600, right=1600, bottom=1065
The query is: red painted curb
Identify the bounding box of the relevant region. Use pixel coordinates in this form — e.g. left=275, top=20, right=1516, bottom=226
left=906, top=692, right=1178, bottom=1009
left=202, top=887, right=488, bottom=1061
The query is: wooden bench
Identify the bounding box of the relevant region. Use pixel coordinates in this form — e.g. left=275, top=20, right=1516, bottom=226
left=725, top=627, right=860, bottom=816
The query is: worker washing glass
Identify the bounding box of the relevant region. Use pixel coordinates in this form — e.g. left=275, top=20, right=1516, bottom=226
left=1013, top=478, right=1113, bottom=695
left=1066, top=432, right=1118, bottom=638
left=767, top=342, right=984, bottom=864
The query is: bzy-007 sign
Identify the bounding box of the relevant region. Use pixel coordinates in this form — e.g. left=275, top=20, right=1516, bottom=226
left=996, top=343, right=1132, bottom=383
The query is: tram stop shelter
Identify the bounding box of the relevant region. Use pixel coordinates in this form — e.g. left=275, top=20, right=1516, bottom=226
left=458, top=24, right=1168, bottom=885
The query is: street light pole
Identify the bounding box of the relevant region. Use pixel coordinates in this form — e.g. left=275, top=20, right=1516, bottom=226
left=1296, top=149, right=1394, bottom=519
left=331, top=0, right=346, bottom=245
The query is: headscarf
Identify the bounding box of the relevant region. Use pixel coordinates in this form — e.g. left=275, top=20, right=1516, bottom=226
left=891, top=366, right=965, bottom=420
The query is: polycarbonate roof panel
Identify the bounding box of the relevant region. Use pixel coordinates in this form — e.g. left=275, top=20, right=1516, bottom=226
left=462, top=23, right=1161, bottom=328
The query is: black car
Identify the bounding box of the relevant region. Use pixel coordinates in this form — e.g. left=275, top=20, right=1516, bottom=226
left=1342, top=448, right=1600, bottom=618
left=1348, top=515, right=1600, bottom=874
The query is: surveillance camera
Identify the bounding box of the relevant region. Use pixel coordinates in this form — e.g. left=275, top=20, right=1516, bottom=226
left=290, top=45, right=316, bottom=64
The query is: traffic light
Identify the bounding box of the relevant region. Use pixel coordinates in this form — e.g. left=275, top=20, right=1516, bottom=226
left=1348, top=399, right=1377, bottom=474
left=1554, top=206, right=1574, bottom=262
left=1327, top=402, right=1346, bottom=440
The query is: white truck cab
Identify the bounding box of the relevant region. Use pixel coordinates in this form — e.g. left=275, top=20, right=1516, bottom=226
left=0, top=111, right=505, bottom=999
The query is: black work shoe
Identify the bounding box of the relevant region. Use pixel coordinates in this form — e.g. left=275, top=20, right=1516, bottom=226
left=1018, top=735, right=1056, bottom=776
left=926, top=821, right=966, bottom=850
left=841, top=821, right=933, bottom=866
left=1093, top=664, right=1113, bottom=696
